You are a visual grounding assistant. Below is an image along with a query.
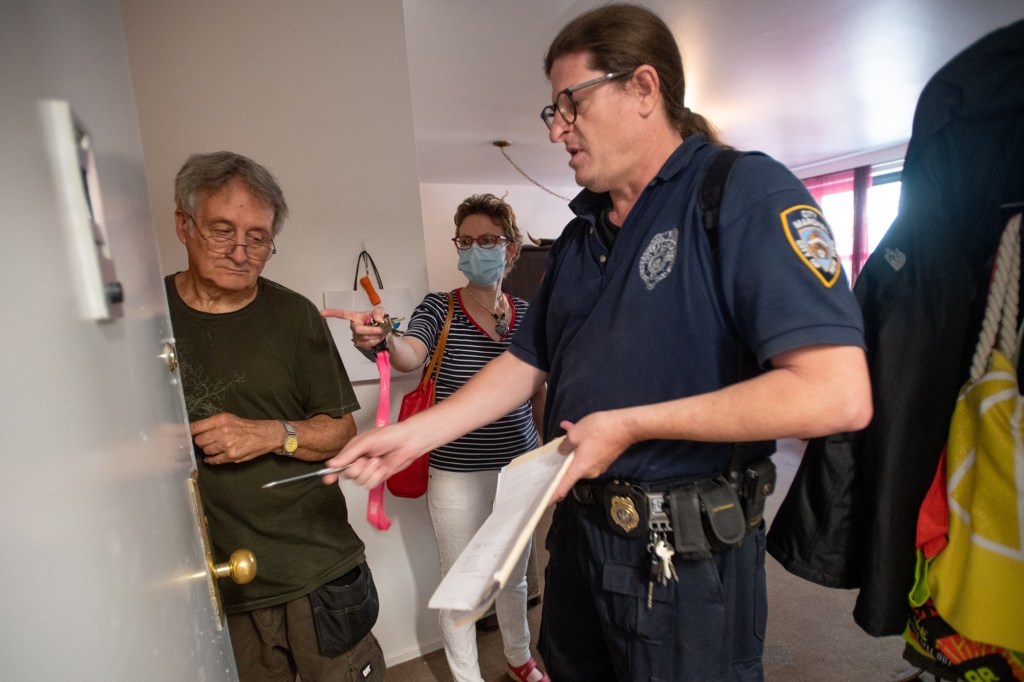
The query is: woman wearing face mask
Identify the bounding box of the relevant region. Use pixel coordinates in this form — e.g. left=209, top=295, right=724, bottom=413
left=326, top=194, right=549, bottom=682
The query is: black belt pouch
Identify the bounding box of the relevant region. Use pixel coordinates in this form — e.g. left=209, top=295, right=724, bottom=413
left=308, top=562, right=380, bottom=658
left=667, top=483, right=712, bottom=560
left=697, top=477, right=746, bottom=550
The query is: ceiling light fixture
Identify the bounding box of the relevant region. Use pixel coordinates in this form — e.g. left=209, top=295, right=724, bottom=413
left=492, top=140, right=570, bottom=202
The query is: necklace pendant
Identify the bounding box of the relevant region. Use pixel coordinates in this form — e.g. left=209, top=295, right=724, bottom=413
left=495, top=320, right=509, bottom=336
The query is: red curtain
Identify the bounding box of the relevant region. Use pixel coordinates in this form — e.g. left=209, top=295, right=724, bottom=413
left=803, top=170, right=855, bottom=206
left=851, top=166, right=871, bottom=281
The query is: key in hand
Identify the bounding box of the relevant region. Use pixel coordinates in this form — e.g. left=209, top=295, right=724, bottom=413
left=654, top=538, right=679, bottom=585
left=369, top=315, right=405, bottom=336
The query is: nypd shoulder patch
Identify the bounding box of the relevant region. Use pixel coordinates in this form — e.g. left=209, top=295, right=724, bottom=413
left=779, top=205, right=841, bottom=287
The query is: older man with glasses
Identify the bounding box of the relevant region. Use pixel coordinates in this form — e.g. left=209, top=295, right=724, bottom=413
left=166, top=151, right=385, bottom=680
left=323, top=4, right=872, bottom=680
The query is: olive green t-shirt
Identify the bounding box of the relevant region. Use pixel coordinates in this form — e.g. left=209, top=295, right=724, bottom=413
left=165, top=275, right=363, bottom=613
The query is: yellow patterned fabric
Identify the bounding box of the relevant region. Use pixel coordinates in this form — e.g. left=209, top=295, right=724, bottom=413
left=927, top=350, right=1024, bottom=653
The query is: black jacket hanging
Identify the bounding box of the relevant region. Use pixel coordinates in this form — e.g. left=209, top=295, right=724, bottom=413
left=767, top=17, right=1024, bottom=637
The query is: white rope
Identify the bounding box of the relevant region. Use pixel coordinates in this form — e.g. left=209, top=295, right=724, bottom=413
left=971, top=213, right=1022, bottom=382
left=1000, top=214, right=1020, bottom=357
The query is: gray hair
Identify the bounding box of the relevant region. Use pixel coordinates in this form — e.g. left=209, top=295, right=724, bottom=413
left=174, top=151, right=289, bottom=236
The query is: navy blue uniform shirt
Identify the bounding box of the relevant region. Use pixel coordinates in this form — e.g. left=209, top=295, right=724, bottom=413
left=510, top=134, right=865, bottom=482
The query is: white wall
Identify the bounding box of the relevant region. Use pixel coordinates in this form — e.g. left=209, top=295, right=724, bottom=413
left=120, top=0, right=443, bottom=665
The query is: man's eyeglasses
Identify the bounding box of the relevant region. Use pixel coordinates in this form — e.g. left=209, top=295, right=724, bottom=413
left=189, top=215, right=276, bottom=261
left=540, top=70, right=633, bottom=130
left=451, top=235, right=508, bottom=250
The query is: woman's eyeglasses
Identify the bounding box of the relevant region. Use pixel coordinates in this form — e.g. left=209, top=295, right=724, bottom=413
left=452, top=235, right=508, bottom=250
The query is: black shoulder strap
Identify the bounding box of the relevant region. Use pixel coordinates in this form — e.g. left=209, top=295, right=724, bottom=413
left=699, top=148, right=745, bottom=262
left=698, top=148, right=760, bottom=481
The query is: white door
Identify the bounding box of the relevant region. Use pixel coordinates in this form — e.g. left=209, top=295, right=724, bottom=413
left=1, top=2, right=242, bottom=679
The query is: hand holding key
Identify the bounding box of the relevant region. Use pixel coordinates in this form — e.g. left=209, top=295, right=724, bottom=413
left=321, top=306, right=389, bottom=350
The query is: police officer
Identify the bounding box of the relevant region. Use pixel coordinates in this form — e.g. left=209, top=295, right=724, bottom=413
left=324, top=4, right=871, bottom=680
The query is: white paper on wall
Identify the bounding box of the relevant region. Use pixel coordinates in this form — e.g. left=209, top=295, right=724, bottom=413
left=323, top=288, right=419, bottom=382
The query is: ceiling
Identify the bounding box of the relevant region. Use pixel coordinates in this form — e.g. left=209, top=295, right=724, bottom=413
left=402, top=0, right=1023, bottom=189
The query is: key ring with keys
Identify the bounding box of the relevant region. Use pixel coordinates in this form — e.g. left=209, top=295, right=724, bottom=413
left=370, top=314, right=405, bottom=342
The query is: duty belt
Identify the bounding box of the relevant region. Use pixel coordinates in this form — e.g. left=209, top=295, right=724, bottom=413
left=571, top=457, right=776, bottom=561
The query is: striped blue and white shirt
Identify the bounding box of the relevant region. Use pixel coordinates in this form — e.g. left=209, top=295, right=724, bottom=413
left=404, top=289, right=539, bottom=472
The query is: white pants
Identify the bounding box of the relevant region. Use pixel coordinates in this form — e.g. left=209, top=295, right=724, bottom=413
left=427, top=466, right=534, bottom=682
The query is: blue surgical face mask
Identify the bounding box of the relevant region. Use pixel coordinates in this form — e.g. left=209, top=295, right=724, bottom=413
left=458, top=244, right=506, bottom=286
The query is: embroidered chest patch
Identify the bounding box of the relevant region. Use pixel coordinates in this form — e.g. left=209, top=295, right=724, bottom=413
left=780, top=206, right=841, bottom=287
left=639, top=228, right=678, bottom=290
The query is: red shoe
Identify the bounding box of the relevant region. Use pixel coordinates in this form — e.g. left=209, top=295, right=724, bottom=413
left=508, top=658, right=550, bottom=682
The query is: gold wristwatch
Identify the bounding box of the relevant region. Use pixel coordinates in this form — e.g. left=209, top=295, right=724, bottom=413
left=279, top=420, right=298, bottom=456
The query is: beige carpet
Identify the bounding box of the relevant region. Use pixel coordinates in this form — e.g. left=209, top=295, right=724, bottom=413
left=387, top=440, right=919, bottom=681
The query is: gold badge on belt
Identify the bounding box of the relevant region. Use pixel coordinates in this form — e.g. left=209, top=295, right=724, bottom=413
left=609, top=494, right=640, bottom=534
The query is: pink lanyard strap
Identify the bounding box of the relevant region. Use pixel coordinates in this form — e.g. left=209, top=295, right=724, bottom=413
left=365, top=349, right=393, bottom=531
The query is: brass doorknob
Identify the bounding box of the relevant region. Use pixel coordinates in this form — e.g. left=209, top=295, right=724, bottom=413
left=213, top=548, right=257, bottom=585
left=161, top=342, right=178, bottom=372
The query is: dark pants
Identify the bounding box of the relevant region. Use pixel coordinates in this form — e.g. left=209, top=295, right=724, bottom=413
left=227, top=573, right=385, bottom=681
left=539, top=495, right=767, bottom=682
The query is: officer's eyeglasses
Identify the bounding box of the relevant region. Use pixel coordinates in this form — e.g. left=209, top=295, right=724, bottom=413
left=540, top=70, right=633, bottom=129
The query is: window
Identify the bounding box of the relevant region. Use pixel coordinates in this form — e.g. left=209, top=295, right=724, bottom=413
left=802, top=161, right=903, bottom=284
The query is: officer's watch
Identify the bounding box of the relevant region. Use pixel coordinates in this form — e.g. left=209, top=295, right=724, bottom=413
left=279, top=420, right=298, bottom=456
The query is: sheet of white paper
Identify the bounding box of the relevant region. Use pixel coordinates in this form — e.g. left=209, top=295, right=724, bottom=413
left=428, top=437, right=573, bottom=624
